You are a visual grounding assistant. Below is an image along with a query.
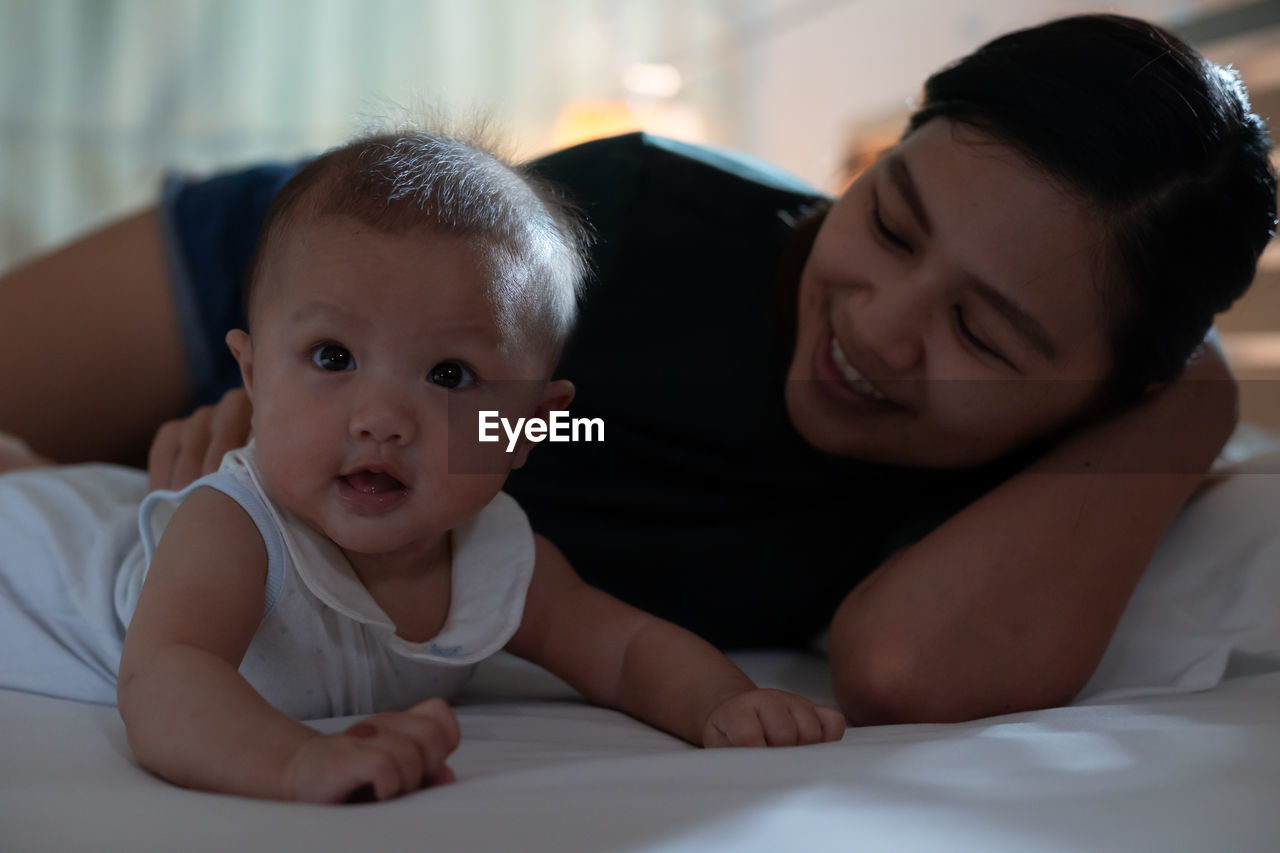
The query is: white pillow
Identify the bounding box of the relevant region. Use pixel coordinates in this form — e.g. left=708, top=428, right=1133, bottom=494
left=1077, top=446, right=1280, bottom=702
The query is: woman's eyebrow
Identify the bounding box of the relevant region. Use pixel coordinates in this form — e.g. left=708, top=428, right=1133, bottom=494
left=887, top=154, right=932, bottom=235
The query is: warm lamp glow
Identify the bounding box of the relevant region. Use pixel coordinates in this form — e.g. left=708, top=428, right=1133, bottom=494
left=551, top=99, right=707, bottom=149
left=622, top=62, right=683, bottom=99
left=551, top=101, right=643, bottom=149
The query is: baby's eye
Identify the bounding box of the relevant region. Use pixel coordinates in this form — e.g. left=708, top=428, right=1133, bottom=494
left=428, top=361, right=475, bottom=389
left=312, top=344, right=355, bottom=372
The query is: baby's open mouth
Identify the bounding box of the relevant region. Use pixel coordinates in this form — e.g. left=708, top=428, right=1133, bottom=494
left=340, top=470, right=406, bottom=494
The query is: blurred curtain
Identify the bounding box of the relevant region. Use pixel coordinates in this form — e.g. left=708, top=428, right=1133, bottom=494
left=0, top=0, right=744, bottom=270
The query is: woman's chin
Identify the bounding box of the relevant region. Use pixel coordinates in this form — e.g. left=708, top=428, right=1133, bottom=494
left=784, top=379, right=894, bottom=461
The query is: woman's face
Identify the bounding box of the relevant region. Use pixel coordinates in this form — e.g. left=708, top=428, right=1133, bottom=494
left=786, top=118, right=1114, bottom=468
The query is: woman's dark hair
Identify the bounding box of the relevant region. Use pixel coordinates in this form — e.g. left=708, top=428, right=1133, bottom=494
left=907, top=13, right=1277, bottom=400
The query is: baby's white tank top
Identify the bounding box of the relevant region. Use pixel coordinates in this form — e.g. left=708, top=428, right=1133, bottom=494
left=137, top=444, right=536, bottom=719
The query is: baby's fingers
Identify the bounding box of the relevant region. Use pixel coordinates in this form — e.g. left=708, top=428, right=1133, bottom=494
left=294, top=741, right=407, bottom=804
left=400, top=700, right=461, bottom=776
left=408, top=697, right=462, bottom=753
left=703, top=692, right=847, bottom=749
left=816, top=706, right=847, bottom=742
left=788, top=703, right=847, bottom=745
left=344, top=722, right=425, bottom=798
left=432, top=763, right=457, bottom=786
left=705, top=708, right=767, bottom=748
left=333, top=754, right=397, bottom=803
left=787, top=702, right=824, bottom=745
left=756, top=697, right=802, bottom=746
left=357, top=701, right=460, bottom=790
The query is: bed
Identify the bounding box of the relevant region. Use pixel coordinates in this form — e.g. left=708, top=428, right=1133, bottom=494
left=3, top=445, right=1279, bottom=852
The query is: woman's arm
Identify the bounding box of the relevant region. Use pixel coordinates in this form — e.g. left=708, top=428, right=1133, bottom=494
left=507, top=535, right=845, bottom=746
left=119, top=487, right=458, bottom=802
left=829, top=345, right=1238, bottom=724
left=0, top=210, right=190, bottom=466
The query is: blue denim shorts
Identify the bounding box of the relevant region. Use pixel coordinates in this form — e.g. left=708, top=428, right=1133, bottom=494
left=157, top=161, right=302, bottom=409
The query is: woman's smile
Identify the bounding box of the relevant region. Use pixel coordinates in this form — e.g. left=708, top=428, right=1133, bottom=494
left=829, top=337, right=888, bottom=401
left=811, top=324, right=900, bottom=412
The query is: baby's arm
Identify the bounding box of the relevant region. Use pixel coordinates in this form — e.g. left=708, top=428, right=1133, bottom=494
left=118, top=487, right=459, bottom=802
left=506, top=536, right=845, bottom=747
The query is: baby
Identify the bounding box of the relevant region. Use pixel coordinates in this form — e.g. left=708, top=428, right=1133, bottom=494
left=0, top=127, right=843, bottom=803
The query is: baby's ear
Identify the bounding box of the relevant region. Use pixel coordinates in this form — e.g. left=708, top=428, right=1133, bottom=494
left=537, top=379, right=576, bottom=417
left=510, top=380, right=575, bottom=470
left=225, top=329, right=255, bottom=400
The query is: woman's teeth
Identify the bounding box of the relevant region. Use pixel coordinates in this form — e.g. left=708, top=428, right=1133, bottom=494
left=830, top=338, right=887, bottom=401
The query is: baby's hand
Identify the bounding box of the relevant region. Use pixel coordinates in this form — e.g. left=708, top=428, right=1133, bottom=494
left=701, top=688, right=845, bottom=748
left=286, top=698, right=461, bottom=803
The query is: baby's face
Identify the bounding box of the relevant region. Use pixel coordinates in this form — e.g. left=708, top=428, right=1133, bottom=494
left=232, top=215, right=557, bottom=561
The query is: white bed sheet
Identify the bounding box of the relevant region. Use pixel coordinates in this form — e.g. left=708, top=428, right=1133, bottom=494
left=3, top=651, right=1279, bottom=853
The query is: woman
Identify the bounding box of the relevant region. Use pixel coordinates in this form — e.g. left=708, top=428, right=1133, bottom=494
left=1, top=15, right=1274, bottom=724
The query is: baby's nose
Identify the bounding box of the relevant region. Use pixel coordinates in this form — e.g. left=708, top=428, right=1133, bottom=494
left=350, top=395, right=415, bottom=446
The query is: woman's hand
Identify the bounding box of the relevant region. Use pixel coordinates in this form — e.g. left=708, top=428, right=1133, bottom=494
left=148, top=387, right=252, bottom=490
left=701, top=688, right=845, bottom=748
left=287, top=699, right=461, bottom=804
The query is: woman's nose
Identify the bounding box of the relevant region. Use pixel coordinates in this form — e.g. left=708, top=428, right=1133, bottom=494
left=847, top=274, right=928, bottom=373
